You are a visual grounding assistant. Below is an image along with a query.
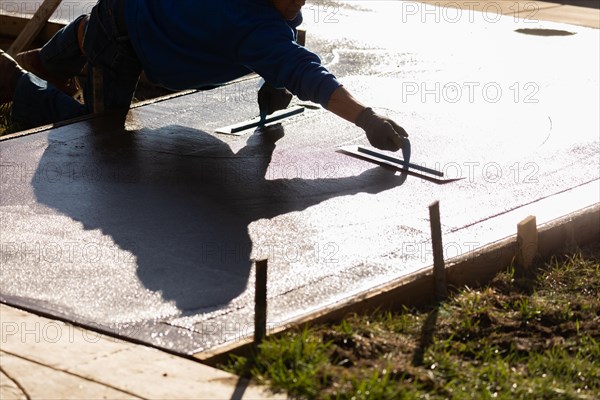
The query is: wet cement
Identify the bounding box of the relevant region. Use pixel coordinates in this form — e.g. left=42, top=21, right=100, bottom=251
left=1, top=1, right=599, bottom=355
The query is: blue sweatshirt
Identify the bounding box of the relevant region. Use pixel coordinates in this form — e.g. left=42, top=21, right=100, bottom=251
left=125, top=0, right=342, bottom=107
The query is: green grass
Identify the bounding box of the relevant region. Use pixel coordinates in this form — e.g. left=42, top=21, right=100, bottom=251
left=223, top=245, right=600, bottom=399
left=0, top=102, right=24, bottom=136
left=228, top=328, right=332, bottom=398
left=0, top=102, right=12, bottom=136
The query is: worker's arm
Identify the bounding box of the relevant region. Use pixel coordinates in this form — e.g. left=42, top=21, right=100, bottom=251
left=327, top=86, right=409, bottom=151
left=245, top=25, right=407, bottom=151
left=326, top=86, right=364, bottom=123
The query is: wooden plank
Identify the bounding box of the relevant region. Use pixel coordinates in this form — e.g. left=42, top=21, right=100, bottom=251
left=0, top=351, right=139, bottom=399
left=535, top=5, right=600, bottom=30
left=1, top=305, right=287, bottom=399
left=416, top=1, right=599, bottom=29
left=7, top=0, right=63, bottom=56
left=0, top=14, right=65, bottom=51
left=0, top=14, right=66, bottom=48
left=416, top=1, right=559, bottom=18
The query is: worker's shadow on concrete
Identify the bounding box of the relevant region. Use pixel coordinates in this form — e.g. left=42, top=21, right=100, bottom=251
left=32, top=116, right=408, bottom=316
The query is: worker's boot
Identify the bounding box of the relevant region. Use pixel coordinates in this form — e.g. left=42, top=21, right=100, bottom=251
left=0, top=50, right=26, bottom=103
left=15, top=49, right=81, bottom=97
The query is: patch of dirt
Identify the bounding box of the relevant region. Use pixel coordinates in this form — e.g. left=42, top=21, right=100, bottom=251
left=311, top=243, right=600, bottom=398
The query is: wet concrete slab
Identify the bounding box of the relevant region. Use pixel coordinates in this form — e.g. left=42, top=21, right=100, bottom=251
left=1, top=1, right=599, bottom=355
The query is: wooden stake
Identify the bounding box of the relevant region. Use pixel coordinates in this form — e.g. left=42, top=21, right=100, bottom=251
left=8, top=0, right=63, bottom=56
left=517, top=215, right=538, bottom=269
left=297, top=29, right=306, bottom=47
left=429, top=201, right=448, bottom=300
left=254, top=259, right=268, bottom=347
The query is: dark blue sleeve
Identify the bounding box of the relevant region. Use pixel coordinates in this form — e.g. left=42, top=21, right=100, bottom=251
left=287, top=13, right=303, bottom=42
left=238, top=21, right=341, bottom=108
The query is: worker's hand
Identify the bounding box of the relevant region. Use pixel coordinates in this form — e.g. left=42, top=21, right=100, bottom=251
left=356, top=107, right=409, bottom=151
left=258, top=82, right=293, bottom=116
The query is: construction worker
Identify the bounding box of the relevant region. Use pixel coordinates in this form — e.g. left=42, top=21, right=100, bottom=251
left=0, top=0, right=408, bottom=151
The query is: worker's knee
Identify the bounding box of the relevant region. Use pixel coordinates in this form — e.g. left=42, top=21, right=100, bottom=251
left=39, top=14, right=88, bottom=79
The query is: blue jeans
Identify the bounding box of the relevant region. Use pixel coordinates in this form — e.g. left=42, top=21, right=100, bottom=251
left=11, top=0, right=142, bottom=129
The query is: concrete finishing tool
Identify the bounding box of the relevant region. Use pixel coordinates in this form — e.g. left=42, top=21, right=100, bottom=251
left=337, top=145, right=464, bottom=184
left=215, top=106, right=305, bottom=135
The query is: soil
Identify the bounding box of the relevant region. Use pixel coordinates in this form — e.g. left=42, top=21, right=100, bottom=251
left=312, top=242, right=600, bottom=397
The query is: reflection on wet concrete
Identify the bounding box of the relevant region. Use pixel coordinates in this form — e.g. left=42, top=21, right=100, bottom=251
left=1, top=102, right=409, bottom=352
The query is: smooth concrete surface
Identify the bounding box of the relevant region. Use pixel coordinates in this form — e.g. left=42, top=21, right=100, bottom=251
left=0, top=304, right=286, bottom=399
left=1, top=1, right=599, bottom=357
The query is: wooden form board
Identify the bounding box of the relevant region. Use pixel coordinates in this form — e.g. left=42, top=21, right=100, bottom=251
left=7, top=0, right=63, bottom=55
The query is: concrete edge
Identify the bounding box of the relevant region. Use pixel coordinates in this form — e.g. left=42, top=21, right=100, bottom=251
left=197, top=202, right=600, bottom=365
left=0, top=79, right=260, bottom=142
left=0, top=114, right=97, bottom=141
left=0, top=93, right=196, bottom=142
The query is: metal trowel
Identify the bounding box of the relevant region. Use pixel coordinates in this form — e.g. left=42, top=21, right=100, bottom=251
left=337, top=145, right=464, bottom=184
left=215, top=106, right=305, bottom=135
